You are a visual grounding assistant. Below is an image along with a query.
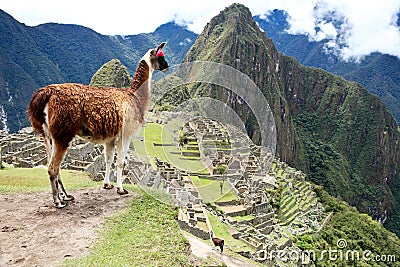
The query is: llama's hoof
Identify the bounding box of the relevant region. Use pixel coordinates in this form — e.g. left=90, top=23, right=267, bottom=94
left=117, top=188, right=129, bottom=195
left=103, top=183, right=114, bottom=190
left=54, top=202, right=67, bottom=209
left=63, top=194, right=74, bottom=201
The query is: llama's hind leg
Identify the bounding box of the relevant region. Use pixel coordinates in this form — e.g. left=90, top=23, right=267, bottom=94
left=57, top=174, right=74, bottom=201
left=42, top=123, right=53, bottom=165
left=43, top=124, right=73, bottom=201
left=48, top=142, right=69, bottom=208
left=103, top=139, right=116, bottom=190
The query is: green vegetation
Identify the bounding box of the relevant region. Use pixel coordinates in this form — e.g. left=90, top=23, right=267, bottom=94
left=296, top=186, right=400, bottom=267
left=63, top=191, right=191, bottom=267
left=0, top=166, right=97, bottom=193
left=215, top=190, right=238, bottom=202
left=215, top=165, right=228, bottom=175
left=153, top=77, right=191, bottom=112
left=0, top=167, right=191, bottom=266
left=294, top=90, right=396, bottom=220
left=190, top=176, right=214, bottom=187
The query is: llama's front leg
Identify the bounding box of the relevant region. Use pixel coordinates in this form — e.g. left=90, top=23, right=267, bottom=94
left=116, top=161, right=128, bottom=195
left=115, top=137, right=130, bottom=195
left=103, top=139, right=115, bottom=190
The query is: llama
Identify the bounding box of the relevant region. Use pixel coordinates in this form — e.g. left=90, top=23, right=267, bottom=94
left=27, top=42, right=168, bottom=208
left=209, top=231, right=224, bottom=253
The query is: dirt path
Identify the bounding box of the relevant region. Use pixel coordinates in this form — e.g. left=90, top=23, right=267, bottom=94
left=183, top=233, right=257, bottom=267
left=0, top=188, right=134, bottom=267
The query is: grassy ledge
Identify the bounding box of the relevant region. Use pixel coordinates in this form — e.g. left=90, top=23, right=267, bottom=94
left=63, top=189, right=192, bottom=267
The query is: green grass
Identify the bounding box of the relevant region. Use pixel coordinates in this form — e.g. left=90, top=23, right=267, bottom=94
left=0, top=166, right=97, bottom=193
left=232, top=214, right=255, bottom=222
left=63, top=191, right=191, bottom=267
left=276, top=169, right=283, bottom=178
left=215, top=190, right=238, bottom=202
left=195, top=179, right=238, bottom=203
left=198, top=177, right=217, bottom=186
left=132, top=122, right=208, bottom=174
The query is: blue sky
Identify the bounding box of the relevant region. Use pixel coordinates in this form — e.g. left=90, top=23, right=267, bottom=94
left=2, top=0, right=400, bottom=60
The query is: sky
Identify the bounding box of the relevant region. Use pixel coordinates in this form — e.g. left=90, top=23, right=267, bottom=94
left=2, top=0, right=400, bottom=60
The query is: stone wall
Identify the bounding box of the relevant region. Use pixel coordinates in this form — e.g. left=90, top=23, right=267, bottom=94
left=177, top=218, right=209, bottom=240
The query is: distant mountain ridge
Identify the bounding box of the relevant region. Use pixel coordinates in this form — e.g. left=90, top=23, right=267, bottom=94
left=2, top=8, right=399, bottom=133
left=0, top=9, right=196, bottom=132
left=254, top=9, right=400, bottom=124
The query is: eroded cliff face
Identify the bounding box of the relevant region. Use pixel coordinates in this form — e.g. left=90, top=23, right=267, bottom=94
left=182, top=3, right=400, bottom=228
left=281, top=56, right=400, bottom=216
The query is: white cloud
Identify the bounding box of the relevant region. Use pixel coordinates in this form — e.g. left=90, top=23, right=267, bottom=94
left=256, top=0, right=400, bottom=60
left=1, top=0, right=400, bottom=59
left=317, top=0, right=400, bottom=60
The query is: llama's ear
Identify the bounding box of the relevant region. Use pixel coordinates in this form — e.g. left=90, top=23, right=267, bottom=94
left=156, top=42, right=167, bottom=52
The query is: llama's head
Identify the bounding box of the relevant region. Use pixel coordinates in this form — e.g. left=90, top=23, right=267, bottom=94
left=144, top=42, right=169, bottom=72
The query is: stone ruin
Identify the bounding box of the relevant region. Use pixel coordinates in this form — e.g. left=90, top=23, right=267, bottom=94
left=203, top=157, right=324, bottom=266
left=0, top=127, right=148, bottom=184
left=143, top=114, right=326, bottom=262
left=180, top=116, right=274, bottom=177
left=0, top=128, right=47, bottom=168
left=164, top=115, right=325, bottom=266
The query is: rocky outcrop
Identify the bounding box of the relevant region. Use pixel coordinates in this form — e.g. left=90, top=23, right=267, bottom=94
left=89, top=59, right=132, bottom=88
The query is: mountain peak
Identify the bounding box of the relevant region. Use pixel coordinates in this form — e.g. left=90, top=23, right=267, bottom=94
left=214, top=3, right=254, bottom=23
left=184, top=3, right=271, bottom=65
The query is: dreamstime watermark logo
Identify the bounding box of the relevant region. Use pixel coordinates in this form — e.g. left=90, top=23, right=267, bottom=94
left=136, top=61, right=277, bottom=205
left=256, top=238, right=397, bottom=264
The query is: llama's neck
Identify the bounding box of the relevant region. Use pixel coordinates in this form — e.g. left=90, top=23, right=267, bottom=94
left=130, top=60, right=152, bottom=120
left=131, top=59, right=152, bottom=92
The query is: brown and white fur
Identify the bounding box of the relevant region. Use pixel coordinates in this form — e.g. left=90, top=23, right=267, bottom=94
left=27, top=42, right=168, bottom=208
left=209, top=231, right=224, bottom=253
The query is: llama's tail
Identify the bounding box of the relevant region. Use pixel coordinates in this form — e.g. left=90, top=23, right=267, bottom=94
left=27, top=87, right=53, bottom=135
